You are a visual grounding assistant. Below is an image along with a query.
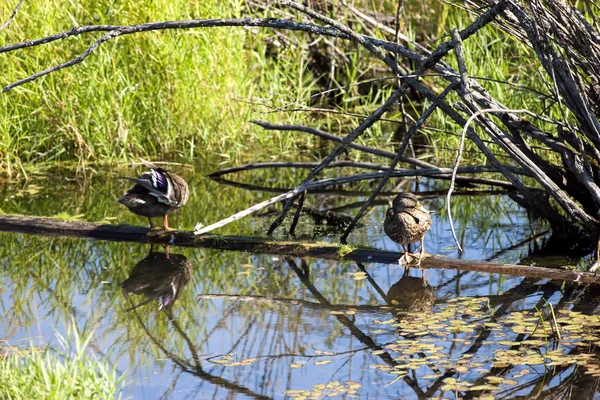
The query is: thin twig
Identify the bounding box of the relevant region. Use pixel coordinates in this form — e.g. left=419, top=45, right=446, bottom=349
left=446, top=29, right=470, bottom=253
left=4, top=30, right=122, bottom=92
left=0, top=0, right=24, bottom=33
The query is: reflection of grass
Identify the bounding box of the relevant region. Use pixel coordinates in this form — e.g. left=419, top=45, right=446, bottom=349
left=0, top=330, right=124, bottom=400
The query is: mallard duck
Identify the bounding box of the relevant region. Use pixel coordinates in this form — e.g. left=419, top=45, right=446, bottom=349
left=383, top=193, right=432, bottom=268
left=118, top=159, right=189, bottom=230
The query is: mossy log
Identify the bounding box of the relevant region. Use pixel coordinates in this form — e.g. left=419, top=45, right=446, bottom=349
left=0, top=214, right=597, bottom=284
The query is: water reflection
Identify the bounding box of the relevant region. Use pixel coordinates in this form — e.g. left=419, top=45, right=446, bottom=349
left=386, top=272, right=436, bottom=314
left=4, top=166, right=600, bottom=399
left=121, top=246, right=192, bottom=311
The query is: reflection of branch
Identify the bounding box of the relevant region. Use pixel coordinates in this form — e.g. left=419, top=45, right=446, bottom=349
left=196, top=293, right=387, bottom=312
left=165, top=308, right=202, bottom=370
left=355, top=262, right=388, bottom=302
left=286, top=258, right=426, bottom=398
left=484, top=230, right=550, bottom=262
left=125, top=294, right=189, bottom=368
left=126, top=295, right=273, bottom=400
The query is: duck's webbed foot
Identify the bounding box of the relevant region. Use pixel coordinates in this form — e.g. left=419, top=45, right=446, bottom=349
left=415, top=239, right=430, bottom=267
left=398, top=245, right=412, bottom=273
left=148, top=217, right=162, bottom=231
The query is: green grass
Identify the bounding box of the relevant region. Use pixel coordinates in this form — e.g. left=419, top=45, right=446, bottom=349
left=0, top=330, right=123, bottom=400
left=0, top=0, right=570, bottom=177
left=0, top=0, right=319, bottom=176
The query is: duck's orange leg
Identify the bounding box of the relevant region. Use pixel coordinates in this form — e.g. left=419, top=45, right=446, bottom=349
left=417, top=238, right=427, bottom=268
left=163, top=215, right=175, bottom=231
left=399, top=244, right=410, bottom=273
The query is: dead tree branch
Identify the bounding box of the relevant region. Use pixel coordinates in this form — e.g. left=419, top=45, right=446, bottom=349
left=0, top=213, right=597, bottom=284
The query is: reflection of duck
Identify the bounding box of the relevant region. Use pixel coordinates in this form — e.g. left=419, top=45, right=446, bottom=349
left=386, top=273, right=435, bottom=314
left=121, top=249, right=192, bottom=311
left=118, top=159, right=189, bottom=230
left=384, top=193, right=432, bottom=268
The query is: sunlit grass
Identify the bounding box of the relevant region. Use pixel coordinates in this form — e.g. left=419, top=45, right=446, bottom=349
left=0, top=0, right=317, bottom=175
left=0, top=0, right=563, bottom=177
left=0, top=330, right=123, bottom=400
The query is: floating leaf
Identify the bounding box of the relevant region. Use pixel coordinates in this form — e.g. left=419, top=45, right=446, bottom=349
left=283, top=390, right=311, bottom=397
left=468, top=385, right=500, bottom=391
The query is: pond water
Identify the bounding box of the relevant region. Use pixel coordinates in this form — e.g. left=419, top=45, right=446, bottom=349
left=1, top=160, right=600, bottom=399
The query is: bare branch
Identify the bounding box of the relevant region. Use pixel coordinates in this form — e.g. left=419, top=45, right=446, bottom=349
left=0, top=0, right=24, bottom=33
left=207, top=160, right=391, bottom=178
left=265, top=88, right=404, bottom=235
left=4, top=30, right=121, bottom=92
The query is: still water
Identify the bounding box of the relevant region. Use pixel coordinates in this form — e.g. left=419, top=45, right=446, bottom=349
left=1, top=162, right=599, bottom=399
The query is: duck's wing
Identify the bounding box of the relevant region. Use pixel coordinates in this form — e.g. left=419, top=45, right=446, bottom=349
left=124, top=169, right=178, bottom=206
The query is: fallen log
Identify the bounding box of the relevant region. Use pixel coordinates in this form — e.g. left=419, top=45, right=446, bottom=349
left=0, top=214, right=596, bottom=284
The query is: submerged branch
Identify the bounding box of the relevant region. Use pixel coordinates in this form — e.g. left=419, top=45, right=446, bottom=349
left=0, top=214, right=597, bottom=284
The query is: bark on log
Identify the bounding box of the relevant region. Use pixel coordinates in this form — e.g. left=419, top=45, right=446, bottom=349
left=0, top=214, right=596, bottom=284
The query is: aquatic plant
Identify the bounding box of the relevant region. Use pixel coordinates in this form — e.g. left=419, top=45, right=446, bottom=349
left=0, top=330, right=123, bottom=400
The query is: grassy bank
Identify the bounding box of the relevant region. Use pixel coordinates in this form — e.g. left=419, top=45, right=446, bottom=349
left=0, top=0, right=319, bottom=176
left=0, top=0, right=558, bottom=176
left=0, top=332, right=123, bottom=399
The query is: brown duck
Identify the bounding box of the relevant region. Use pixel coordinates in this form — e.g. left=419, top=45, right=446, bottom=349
left=118, top=159, right=189, bottom=230
left=384, top=193, right=432, bottom=267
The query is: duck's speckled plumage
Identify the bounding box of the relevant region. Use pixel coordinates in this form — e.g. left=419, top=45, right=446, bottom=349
left=118, top=160, right=189, bottom=230
left=383, top=193, right=431, bottom=267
